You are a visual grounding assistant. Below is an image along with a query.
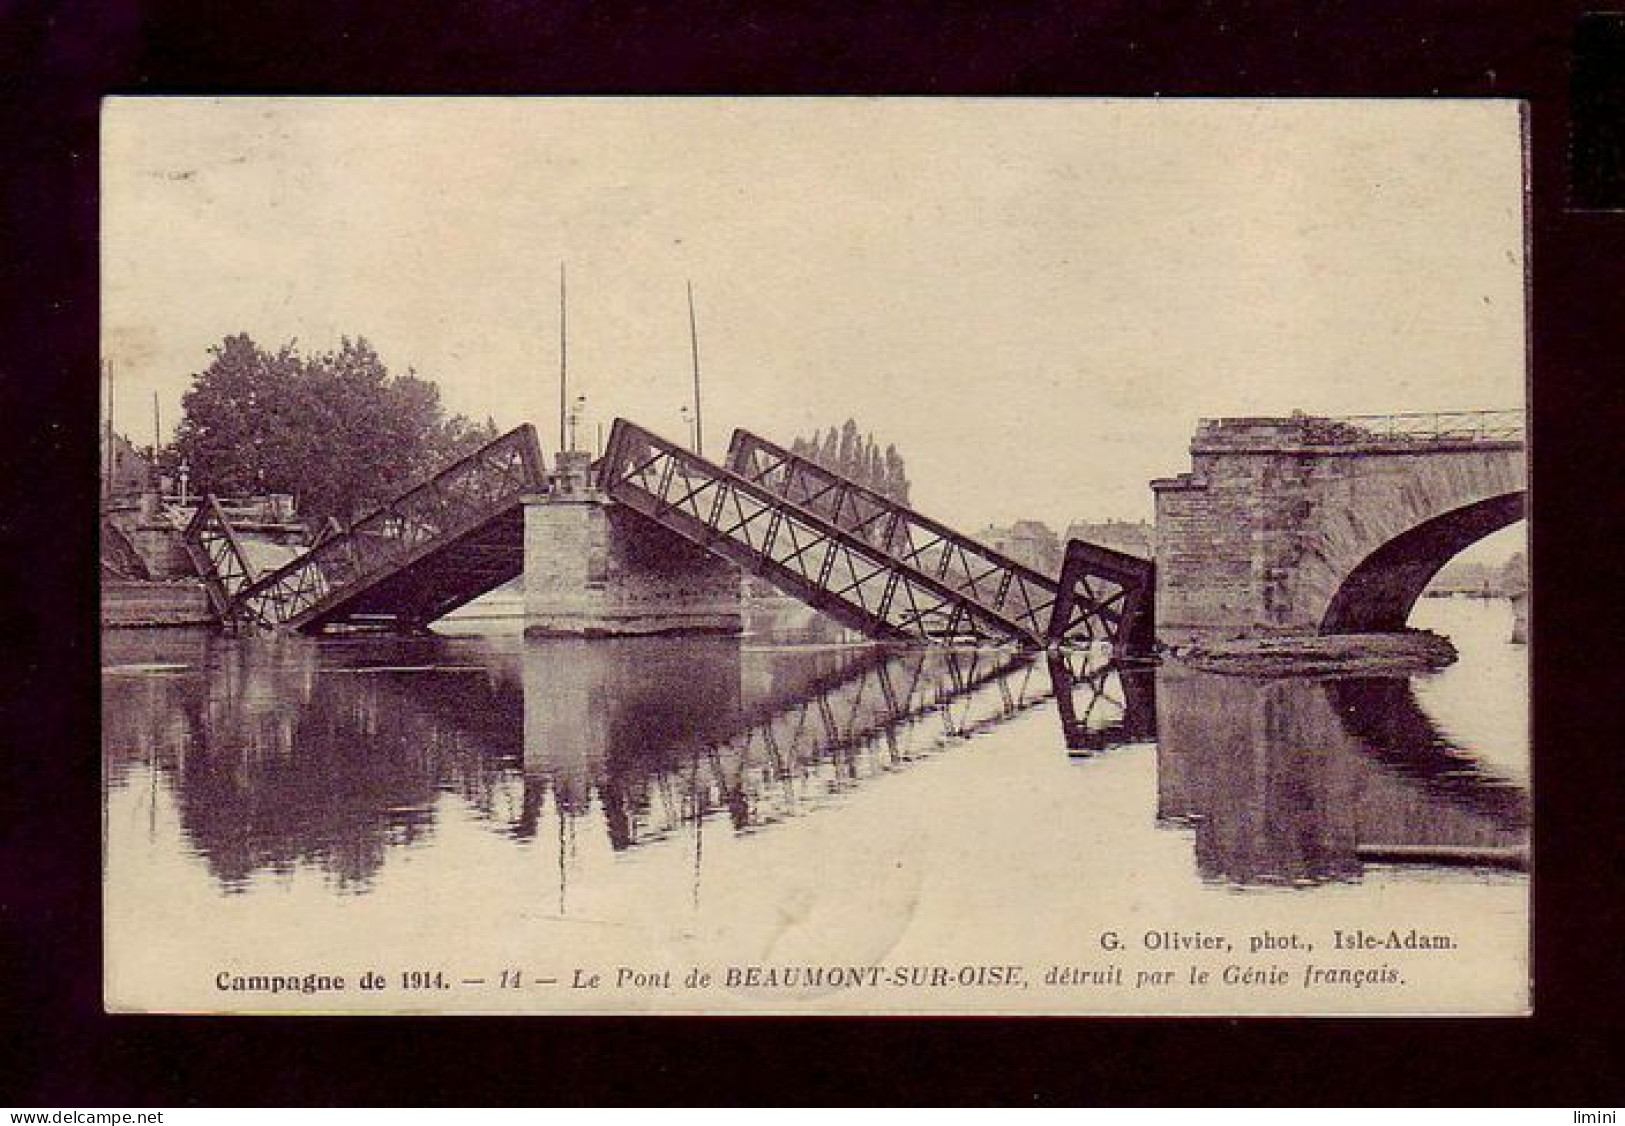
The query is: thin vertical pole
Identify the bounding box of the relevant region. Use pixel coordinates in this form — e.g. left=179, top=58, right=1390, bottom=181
left=558, top=262, right=568, bottom=454
left=152, top=391, right=161, bottom=454
left=103, top=359, right=114, bottom=499
left=687, top=280, right=703, bottom=456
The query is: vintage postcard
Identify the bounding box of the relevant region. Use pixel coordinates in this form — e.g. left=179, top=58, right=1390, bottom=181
left=101, top=97, right=1529, bottom=1015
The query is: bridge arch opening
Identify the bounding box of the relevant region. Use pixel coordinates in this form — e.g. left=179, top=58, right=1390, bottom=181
left=1319, top=493, right=1525, bottom=634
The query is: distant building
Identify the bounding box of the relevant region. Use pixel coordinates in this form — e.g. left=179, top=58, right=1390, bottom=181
left=1426, top=549, right=1526, bottom=598
left=1499, top=551, right=1527, bottom=596
left=100, top=431, right=153, bottom=500
left=981, top=520, right=1062, bottom=575
left=1064, top=519, right=1155, bottom=560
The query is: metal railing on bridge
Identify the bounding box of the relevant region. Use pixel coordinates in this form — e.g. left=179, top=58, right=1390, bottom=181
left=1294, top=409, right=1525, bottom=445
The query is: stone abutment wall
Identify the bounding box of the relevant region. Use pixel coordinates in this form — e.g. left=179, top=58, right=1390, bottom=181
left=1152, top=418, right=1525, bottom=645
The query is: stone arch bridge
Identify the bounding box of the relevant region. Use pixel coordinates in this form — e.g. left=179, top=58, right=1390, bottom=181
left=1152, top=411, right=1525, bottom=645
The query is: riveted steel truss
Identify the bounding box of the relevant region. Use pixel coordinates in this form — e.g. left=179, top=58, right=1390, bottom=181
left=220, top=424, right=545, bottom=632
left=1047, top=538, right=1156, bottom=655
left=726, top=430, right=1056, bottom=645
left=601, top=420, right=1031, bottom=645
left=727, top=428, right=1156, bottom=652
left=183, top=494, right=262, bottom=619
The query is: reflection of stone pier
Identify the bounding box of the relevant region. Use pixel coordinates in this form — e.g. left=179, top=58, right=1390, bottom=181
left=1154, top=664, right=1528, bottom=885
left=106, top=629, right=1059, bottom=911
left=520, top=637, right=747, bottom=845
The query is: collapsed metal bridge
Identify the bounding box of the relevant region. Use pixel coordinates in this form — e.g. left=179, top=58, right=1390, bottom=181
left=187, top=424, right=546, bottom=632
left=721, top=428, right=1153, bottom=650
left=601, top=419, right=1153, bottom=650
left=188, top=416, right=1155, bottom=653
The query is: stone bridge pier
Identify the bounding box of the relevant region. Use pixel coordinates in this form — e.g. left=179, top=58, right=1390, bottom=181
left=524, top=451, right=743, bottom=637
left=1151, top=414, right=1525, bottom=646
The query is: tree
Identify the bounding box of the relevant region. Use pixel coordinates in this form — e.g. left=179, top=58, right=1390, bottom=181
left=173, top=333, right=496, bottom=524
left=789, top=418, right=911, bottom=504
left=883, top=444, right=911, bottom=504
left=837, top=419, right=860, bottom=472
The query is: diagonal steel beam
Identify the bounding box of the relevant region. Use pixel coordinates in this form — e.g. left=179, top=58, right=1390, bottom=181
left=182, top=494, right=262, bottom=623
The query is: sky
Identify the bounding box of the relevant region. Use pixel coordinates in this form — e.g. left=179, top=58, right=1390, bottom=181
left=102, top=97, right=1528, bottom=540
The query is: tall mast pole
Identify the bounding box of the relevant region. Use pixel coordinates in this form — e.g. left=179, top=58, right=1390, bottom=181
left=687, top=280, right=703, bottom=456
left=152, top=390, right=161, bottom=455
left=558, top=262, right=569, bottom=453
left=103, top=359, right=114, bottom=499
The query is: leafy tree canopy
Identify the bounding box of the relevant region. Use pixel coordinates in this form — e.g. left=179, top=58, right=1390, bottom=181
left=172, top=334, right=497, bottom=523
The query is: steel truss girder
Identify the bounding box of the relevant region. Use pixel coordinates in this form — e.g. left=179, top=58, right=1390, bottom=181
left=726, top=429, right=1156, bottom=652
left=600, top=420, right=1028, bottom=646
left=182, top=494, right=261, bottom=621
left=1047, top=539, right=1156, bottom=655
left=726, top=430, right=1055, bottom=645
left=221, top=424, right=546, bottom=632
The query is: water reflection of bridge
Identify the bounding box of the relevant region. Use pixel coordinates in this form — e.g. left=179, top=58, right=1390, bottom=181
left=102, top=634, right=1111, bottom=890
left=102, top=631, right=1528, bottom=897
left=1047, top=652, right=1157, bottom=753
left=520, top=643, right=1061, bottom=852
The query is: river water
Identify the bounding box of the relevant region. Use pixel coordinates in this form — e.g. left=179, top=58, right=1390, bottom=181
left=102, top=596, right=1529, bottom=1014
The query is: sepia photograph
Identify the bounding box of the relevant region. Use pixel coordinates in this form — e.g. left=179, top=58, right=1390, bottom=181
left=99, top=97, right=1530, bottom=1016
